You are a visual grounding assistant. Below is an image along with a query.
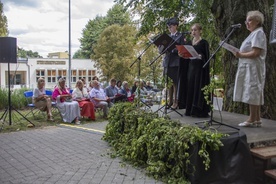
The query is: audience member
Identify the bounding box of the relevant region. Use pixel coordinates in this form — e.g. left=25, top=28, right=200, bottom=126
left=105, top=78, right=125, bottom=103
left=32, top=78, right=53, bottom=121
left=116, top=80, right=122, bottom=90
left=89, top=80, right=113, bottom=119
left=131, top=80, right=139, bottom=95
left=145, top=81, right=153, bottom=91
left=52, top=78, right=81, bottom=124
left=72, top=80, right=95, bottom=120
left=119, top=81, right=134, bottom=102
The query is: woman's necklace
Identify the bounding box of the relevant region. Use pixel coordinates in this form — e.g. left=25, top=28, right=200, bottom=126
left=192, top=37, right=202, bottom=45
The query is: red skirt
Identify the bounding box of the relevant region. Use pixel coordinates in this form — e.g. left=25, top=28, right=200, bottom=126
left=78, top=101, right=96, bottom=120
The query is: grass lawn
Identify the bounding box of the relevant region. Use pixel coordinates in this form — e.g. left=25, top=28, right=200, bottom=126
left=0, top=108, right=106, bottom=133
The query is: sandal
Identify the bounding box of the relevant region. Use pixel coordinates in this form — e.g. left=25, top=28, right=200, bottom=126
left=253, top=121, right=262, bottom=127
left=47, top=115, right=54, bottom=122
left=238, top=121, right=253, bottom=127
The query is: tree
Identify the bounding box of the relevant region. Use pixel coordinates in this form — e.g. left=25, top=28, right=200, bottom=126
left=18, top=47, right=42, bottom=58
left=91, top=24, right=137, bottom=82
left=0, top=1, right=8, bottom=36
left=75, top=4, right=132, bottom=59
left=77, top=15, right=107, bottom=59
left=116, top=0, right=276, bottom=119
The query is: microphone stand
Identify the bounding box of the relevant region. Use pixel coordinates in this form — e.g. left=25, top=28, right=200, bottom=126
left=130, top=38, right=157, bottom=109
left=149, top=33, right=183, bottom=117
left=196, top=27, right=240, bottom=130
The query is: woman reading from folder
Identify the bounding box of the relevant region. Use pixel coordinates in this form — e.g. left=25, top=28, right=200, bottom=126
left=232, top=11, right=267, bottom=127
left=179, top=23, right=210, bottom=117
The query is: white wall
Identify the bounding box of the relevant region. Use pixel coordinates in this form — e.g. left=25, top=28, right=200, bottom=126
left=0, top=58, right=99, bottom=89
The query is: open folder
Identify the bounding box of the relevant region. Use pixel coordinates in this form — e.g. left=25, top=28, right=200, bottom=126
left=219, top=41, right=239, bottom=54
left=152, top=33, right=176, bottom=52
left=176, top=45, right=200, bottom=59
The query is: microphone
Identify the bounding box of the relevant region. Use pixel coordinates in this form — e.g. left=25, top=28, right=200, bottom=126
left=231, top=23, right=241, bottom=28
left=182, top=31, right=191, bottom=34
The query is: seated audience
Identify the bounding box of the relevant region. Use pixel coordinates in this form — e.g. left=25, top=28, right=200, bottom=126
left=119, top=81, right=134, bottom=102
left=72, top=80, right=95, bottom=120
left=105, top=78, right=125, bottom=103
left=52, top=78, right=81, bottom=124
left=32, top=78, right=53, bottom=121
left=89, top=80, right=113, bottom=119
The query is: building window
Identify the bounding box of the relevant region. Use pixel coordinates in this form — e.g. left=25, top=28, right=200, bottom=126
left=58, top=70, right=67, bottom=78
left=47, top=70, right=56, bottom=83
left=71, top=70, right=77, bottom=83
left=78, top=70, right=87, bottom=80
left=88, top=70, right=96, bottom=82
left=36, top=69, right=45, bottom=82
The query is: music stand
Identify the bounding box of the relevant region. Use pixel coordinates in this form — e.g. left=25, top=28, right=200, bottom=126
left=195, top=27, right=240, bottom=130
left=149, top=33, right=183, bottom=117
left=0, top=37, right=34, bottom=128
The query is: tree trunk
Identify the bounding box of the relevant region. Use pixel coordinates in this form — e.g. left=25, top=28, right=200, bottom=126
left=211, top=0, right=276, bottom=119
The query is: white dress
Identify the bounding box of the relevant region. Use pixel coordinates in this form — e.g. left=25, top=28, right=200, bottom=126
left=233, top=27, right=267, bottom=105
left=56, top=96, right=80, bottom=123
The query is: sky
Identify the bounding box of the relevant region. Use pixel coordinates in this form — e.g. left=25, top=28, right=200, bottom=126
left=2, top=0, right=116, bottom=58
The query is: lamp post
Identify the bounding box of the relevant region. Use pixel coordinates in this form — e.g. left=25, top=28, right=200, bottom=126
left=68, top=0, right=72, bottom=89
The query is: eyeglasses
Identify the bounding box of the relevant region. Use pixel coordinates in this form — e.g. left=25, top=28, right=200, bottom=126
left=244, top=19, right=252, bottom=24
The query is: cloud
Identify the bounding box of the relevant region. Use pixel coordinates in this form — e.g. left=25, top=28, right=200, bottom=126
left=2, top=0, right=115, bottom=57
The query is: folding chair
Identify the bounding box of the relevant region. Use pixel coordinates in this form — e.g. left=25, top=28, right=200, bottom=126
left=95, top=106, right=103, bottom=118
left=23, top=91, right=40, bottom=118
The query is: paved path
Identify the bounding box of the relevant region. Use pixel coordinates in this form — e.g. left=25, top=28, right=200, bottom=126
left=0, top=122, right=163, bottom=184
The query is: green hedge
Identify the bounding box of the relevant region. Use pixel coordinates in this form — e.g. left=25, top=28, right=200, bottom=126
left=0, top=88, right=29, bottom=110
left=103, top=102, right=227, bottom=183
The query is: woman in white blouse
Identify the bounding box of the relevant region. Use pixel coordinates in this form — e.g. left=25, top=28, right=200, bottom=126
left=233, top=10, right=267, bottom=127
left=33, top=78, right=53, bottom=121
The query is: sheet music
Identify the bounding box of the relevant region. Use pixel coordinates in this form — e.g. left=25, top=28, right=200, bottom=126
left=176, top=45, right=200, bottom=59
left=220, top=41, right=239, bottom=53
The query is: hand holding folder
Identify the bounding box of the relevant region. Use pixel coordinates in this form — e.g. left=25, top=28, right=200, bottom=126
left=152, top=33, right=176, bottom=52
left=176, top=45, right=200, bottom=59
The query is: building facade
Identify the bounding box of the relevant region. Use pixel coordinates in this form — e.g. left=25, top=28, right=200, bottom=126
left=0, top=58, right=99, bottom=89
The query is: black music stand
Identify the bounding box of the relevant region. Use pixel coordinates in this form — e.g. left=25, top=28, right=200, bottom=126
left=195, top=27, right=240, bottom=130
left=149, top=33, right=183, bottom=117
left=0, top=37, right=34, bottom=128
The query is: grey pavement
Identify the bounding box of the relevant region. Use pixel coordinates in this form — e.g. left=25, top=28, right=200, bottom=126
left=1, top=105, right=276, bottom=184
left=0, top=122, right=163, bottom=184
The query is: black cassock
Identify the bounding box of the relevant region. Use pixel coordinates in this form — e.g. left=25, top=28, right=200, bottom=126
left=184, top=39, right=210, bottom=117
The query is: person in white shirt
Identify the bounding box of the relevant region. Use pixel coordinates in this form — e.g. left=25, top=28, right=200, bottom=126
left=233, top=10, right=267, bottom=127
left=89, top=80, right=113, bottom=118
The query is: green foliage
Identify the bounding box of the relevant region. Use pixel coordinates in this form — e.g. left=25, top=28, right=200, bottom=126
left=0, top=88, right=28, bottom=110
left=0, top=1, right=8, bottom=36
left=103, top=102, right=227, bottom=183
left=115, top=0, right=223, bottom=75
left=18, top=47, right=42, bottom=58
left=92, top=24, right=137, bottom=82
left=76, top=4, right=132, bottom=59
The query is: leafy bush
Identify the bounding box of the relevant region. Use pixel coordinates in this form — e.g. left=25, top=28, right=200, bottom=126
left=103, top=102, right=227, bottom=183
left=0, top=88, right=29, bottom=110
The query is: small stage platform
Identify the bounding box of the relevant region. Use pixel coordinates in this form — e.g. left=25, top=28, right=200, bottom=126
left=152, top=105, right=276, bottom=144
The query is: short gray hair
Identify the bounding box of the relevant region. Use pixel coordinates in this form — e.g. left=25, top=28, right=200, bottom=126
left=247, top=10, right=264, bottom=26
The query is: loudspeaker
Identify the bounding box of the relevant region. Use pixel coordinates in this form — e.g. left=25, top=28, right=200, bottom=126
left=0, top=37, right=17, bottom=63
